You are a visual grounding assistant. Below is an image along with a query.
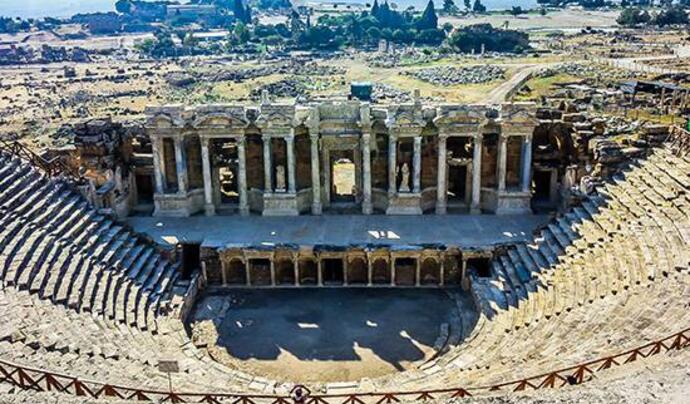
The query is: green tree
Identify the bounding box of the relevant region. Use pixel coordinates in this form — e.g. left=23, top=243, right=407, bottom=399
left=115, top=0, right=133, bottom=14
left=417, top=0, right=439, bottom=30
left=443, top=0, right=459, bottom=14
left=616, top=7, right=650, bottom=26
left=653, top=6, right=688, bottom=26
left=463, top=0, right=471, bottom=10
left=472, top=0, right=486, bottom=13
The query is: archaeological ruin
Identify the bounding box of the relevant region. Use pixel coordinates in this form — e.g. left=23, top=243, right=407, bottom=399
left=0, top=94, right=689, bottom=402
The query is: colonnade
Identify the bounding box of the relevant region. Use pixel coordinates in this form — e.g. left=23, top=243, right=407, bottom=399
left=147, top=103, right=537, bottom=217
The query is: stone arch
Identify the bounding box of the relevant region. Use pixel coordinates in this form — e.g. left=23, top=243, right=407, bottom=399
left=226, top=259, right=246, bottom=285
left=249, top=259, right=271, bottom=286
left=394, top=257, right=416, bottom=286
left=275, top=259, right=295, bottom=285
left=298, top=259, right=317, bottom=285
left=420, top=257, right=440, bottom=286
left=348, top=257, right=367, bottom=285
left=371, top=258, right=390, bottom=284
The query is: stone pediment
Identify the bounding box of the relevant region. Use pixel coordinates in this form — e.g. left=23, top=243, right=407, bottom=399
left=501, top=103, right=539, bottom=125
left=433, top=104, right=489, bottom=127
left=147, top=113, right=184, bottom=129
left=192, top=109, right=249, bottom=130
left=255, top=104, right=296, bottom=129
left=385, top=105, right=425, bottom=129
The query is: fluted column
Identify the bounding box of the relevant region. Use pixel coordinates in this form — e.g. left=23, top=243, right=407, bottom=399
left=413, top=136, right=422, bottom=193
left=173, top=136, right=188, bottom=194
left=262, top=135, right=272, bottom=193
left=388, top=135, right=397, bottom=196
left=200, top=137, right=215, bottom=216
left=521, top=134, right=533, bottom=193
left=497, top=134, right=507, bottom=192
left=151, top=136, right=166, bottom=194
left=310, top=133, right=322, bottom=214
left=436, top=135, right=447, bottom=214
left=286, top=133, right=296, bottom=194
left=471, top=134, right=482, bottom=214
left=237, top=138, right=249, bottom=215
left=361, top=132, right=372, bottom=214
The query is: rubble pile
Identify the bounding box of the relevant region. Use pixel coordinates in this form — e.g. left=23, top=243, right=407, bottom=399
left=403, top=65, right=505, bottom=86
left=0, top=45, right=91, bottom=66
left=209, top=60, right=345, bottom=83
left=249, top=78, right=309, bottom=100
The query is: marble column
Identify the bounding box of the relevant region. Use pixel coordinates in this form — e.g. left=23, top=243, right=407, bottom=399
left=497, top=134, right=507, bottom=192
left=436, top=135, right=447, bottom=214
left=310, top=133, right=322, bottom=214
left=200, top=137, right=215, bottom=216
left=151, top=136, right=166, bottom=194
left=439, top=259, right=445, bottom=287
left=388, top=135, right=397, bottom=196
left=237, top=138, right=249, bottom=215
left=262, top=135, right=272, bottom=193
left=173, top=136, right=188, bottom=194
left=367, top=258, right=373, bottom=286
left=521, top=134, right=533, bottom=193
left=286, top=134, right=296, bottom=194
left=471, top=135, right=482, bottom=214
left=361, top=132, right=373, bottom=214
left=413, top=136, right=422, bottom=193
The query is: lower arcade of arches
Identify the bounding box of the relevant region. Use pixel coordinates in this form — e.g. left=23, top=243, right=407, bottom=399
left=204, top=247, right=493, bottom=288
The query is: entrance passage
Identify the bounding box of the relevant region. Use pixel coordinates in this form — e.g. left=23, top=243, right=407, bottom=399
left=331, top=155, right=356, bottom=203
left=322, top=258, right=344, bottom=285
left=190, top=289, right=466, bottom=383
left=448, top=165, right=468, bottom=203
left=180, top=243, right=200, bottom=280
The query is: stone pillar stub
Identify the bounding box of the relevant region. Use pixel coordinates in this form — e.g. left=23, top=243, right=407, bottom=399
left=361, top=132, right=373, bottom=215
left=471, top=134, right=483, bottom=214
left=521, top=134, right=533, bottom=193
left=263, top=135, right=272, bottom=193
left=388, top=134, right=397, bottom=196
left=496, top=134, right=507, bottom=192
left=174, top=136, right=188, bottom=194
left=151, top=136, right=166, bottom=195
left=238, top=138, right=249, bottom=215
left=286, top=133, right=296, bottom=194
left=310, top=133, right=322, bottom=215
left=412, top=136, right=422, bottom=194
left=200, top=136, right=215, bottom=216
left=436, top=134, right=447, bottom=214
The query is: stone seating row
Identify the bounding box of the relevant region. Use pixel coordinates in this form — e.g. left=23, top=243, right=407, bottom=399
left=0, top=287, right=271, bottom=394
left=0, top=152, right=180, bottom=333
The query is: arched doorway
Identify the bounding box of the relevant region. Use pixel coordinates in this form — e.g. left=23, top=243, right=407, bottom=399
left=395, top=258, right=416, bottom=286
left=298, top=259, right=317, bottom=285
left=371, top=258, right=390, bottom=284
left=420, top=258, right=440, bottom=285
left=249, top=259, right=271, bottom=286
left=275, top=259, right=295, bottom=285
left=348, top=257, right=367, bottom=285
left=226, top=259, right=246, bottom=285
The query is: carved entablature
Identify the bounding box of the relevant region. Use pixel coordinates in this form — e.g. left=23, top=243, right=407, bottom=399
left=316, top=102, right=363, bottom=136
left=192, top=106, right=249, bottom=137
left=433, top=104, right=492, bottom=136
left=146, top=105, right=185, bottom=136
left=255, top=104, right=297, bottom=136
left=501, top=103, right=539, bottom=137
left=385, top=104, right=426, bottom=137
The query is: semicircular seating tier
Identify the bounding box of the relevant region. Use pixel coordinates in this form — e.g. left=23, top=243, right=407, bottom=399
left=0, top=142, right=689, bottom=396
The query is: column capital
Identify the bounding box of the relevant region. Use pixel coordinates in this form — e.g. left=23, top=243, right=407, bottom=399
left=437, top=133, right=449, bottom=141
left=199, top=135, right=210, bottom=147
left=285, top=134, right=295, bottom=143
left=361, top=131, right=371, bottom=140
left=262, top=134, right=273, bottom=142
left=473, top=133, right=484, bottom=141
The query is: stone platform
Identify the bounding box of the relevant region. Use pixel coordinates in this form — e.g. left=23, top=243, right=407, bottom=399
left=126, top=214, right=549, bottom=250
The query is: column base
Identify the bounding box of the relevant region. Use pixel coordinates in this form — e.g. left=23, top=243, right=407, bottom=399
left=312, top=202, right=322, bottom=215
left=362, top=202, right=373, bottom=215
left=239, top=205, right=250, bottom=216
left=435, top=203, right=447, bottom=215
left=470, top=206, right=482, bottom=215
left=153, top=190, right=204, bottom=217
left=386, top=193, right=423, bottom=215
left=204, top=203, right=216, bottom=216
